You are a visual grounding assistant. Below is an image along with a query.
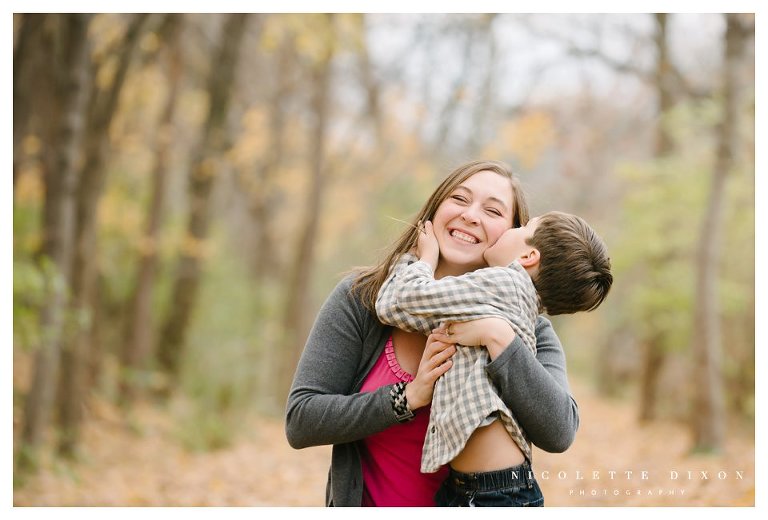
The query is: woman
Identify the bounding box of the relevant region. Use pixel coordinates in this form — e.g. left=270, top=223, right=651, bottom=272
left=285, top=160, right=578, bottom=506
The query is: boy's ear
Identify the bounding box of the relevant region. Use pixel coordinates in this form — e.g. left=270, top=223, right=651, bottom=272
left=518, top=248, right=540, bottom=268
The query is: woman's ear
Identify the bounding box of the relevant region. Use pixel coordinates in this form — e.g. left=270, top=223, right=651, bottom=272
left=518, top=248, right=540, bottom=268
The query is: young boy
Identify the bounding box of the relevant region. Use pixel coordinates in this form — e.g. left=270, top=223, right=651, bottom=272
left=375, top=211, right=612, bottom=506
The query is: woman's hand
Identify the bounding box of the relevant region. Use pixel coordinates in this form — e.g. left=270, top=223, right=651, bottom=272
left=405, top=334, right=456, bottom=410
left=432, top=318, right=517, bottom=360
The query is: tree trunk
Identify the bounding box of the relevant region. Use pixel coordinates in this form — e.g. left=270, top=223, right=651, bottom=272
left=467, top=14, right=498, bottom=156
left=638, top=334, right=665, bottom=422
left=354, top=14, right=383, bottom=143
left=654, top=13, right=675, bottom=156
left=236, top=29, right=292, bottom=410
left=278, top=15, right=335, bottom=401
left=119, top=15, right=184, bottom=405
left=689, top=14, right=749, bottom=452
left=13, top=14, right=46, bottom=193
left=636, top=13, right=676, bottom=422
left=56, top=14, right=148, bottom=458
left=18, top=14, right=91, bottom=470
left=433, top=20, right=475, bottom=154
left=246, top=26, right=290, bottom=281
left=156, top=14, right=250, bottom=383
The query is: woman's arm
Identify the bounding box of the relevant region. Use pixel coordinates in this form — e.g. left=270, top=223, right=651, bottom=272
left=489, top=316, right=579, bottom=452
left=434, top=316, right=579, bottom=453
left=285, top=277, right=398, bottom=449
left=285, top=276, right=456, bottom=449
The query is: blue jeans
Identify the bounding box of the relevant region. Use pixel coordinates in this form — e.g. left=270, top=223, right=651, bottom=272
left=434, top=462, right=544, bottom=507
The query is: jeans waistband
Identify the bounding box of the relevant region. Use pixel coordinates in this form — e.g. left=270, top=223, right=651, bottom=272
left=447, top=462, right=535, bottom=492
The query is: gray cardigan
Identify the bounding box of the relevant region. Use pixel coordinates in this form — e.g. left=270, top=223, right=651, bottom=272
left=285, top=275, right=579, bottom=506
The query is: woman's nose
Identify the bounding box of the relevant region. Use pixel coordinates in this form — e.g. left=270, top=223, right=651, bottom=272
left=461, top=207, right=480, bottom=224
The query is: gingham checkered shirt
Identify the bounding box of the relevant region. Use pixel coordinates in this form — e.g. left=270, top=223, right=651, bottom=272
left=375, top=253, right=539, bottom=473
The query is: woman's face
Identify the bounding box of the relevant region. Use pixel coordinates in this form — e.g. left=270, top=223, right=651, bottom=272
left=431, top=170, right=515, bottom=278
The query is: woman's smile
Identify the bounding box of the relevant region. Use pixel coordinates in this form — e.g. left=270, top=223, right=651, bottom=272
left=447, top=227, right=481, bottom=245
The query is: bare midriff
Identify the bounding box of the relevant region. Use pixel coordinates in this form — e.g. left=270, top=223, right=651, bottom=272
left=391, top=328, right=526, bottom=473
left=449, top=420, right=526, bottom=473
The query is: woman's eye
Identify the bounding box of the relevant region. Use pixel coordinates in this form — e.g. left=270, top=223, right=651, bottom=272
left=487, top=208, right=503, bottom=216
left=451, top=195, right=468, bottom=203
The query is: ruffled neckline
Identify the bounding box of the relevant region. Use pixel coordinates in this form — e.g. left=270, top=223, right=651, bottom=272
left=384, top=336, right=414, bottom=383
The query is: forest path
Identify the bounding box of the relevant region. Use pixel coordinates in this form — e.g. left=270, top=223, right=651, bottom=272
left=14, top=378, right=754, bottom=507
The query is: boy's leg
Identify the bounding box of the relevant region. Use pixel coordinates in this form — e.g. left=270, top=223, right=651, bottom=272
left=434, top=478, right=463, bottom=506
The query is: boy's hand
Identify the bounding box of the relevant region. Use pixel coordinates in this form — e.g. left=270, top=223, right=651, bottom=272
left=432, top=318, right=517, bottom=360
left=417, top=220, right=439, bottom=271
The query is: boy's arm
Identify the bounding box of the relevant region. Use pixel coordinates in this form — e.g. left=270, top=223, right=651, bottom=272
left=376, top=219, right=507, bottom=327
left=380, top=261, right=521, bottom=324
left=375, top=218, right=527, bottom=333
left=375, top=252, right=435, bottom=335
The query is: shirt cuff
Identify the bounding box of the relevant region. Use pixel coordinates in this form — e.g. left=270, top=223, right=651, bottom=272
left=486, top=333, right=528, bottom=379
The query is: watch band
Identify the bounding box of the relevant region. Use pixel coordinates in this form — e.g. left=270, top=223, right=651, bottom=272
left=390, top=381, right=415, bottom=423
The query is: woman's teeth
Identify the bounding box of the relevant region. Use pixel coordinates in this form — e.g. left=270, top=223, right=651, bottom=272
left=451, top=230, right=479, bottom=244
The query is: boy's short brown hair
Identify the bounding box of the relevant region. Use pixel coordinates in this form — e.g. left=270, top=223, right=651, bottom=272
left=528, top=211, right=612, bottom=315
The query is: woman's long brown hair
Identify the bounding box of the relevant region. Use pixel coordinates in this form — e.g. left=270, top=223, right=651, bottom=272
left=351, top=160, right=530, bottom=312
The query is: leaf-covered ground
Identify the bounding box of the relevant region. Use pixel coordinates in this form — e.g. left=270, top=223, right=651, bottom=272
left=14, top=378, right=754, bottom=507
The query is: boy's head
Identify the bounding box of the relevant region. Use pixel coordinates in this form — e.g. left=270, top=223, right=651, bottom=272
left=484, top=211, right=612, bottom=315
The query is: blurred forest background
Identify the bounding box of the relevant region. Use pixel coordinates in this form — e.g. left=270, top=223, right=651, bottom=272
left=12, top=13, right=755, bottom=505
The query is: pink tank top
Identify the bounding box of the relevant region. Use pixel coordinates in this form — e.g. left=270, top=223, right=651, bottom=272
left=359, top=337, right=449, bottom=506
